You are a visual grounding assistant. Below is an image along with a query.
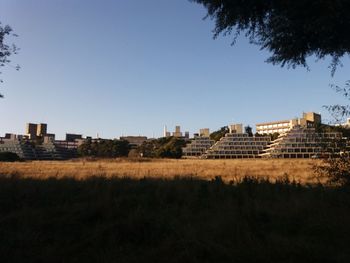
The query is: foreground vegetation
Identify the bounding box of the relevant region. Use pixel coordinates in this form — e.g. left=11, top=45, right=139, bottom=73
left=0, top=176, right=350, bottom=263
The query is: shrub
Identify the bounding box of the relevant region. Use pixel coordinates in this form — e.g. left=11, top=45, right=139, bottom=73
left=0, top=152, right=20, bottom=162
left=315, top=155, right=350, bottom=186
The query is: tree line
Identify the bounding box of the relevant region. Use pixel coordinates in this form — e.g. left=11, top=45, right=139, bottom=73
left=77, top=137, right=188, bottom=159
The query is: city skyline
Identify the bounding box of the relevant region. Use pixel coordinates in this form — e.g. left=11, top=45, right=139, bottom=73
left=1, top=0, right=350, bottom=139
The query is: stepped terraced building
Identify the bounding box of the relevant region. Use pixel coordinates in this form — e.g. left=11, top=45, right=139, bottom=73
left=0, top=138, right=78, bottom=160
left=260, top=126, right=344, bottom=158
left=204, top=132, right=271, bottom=159
left=182, top=136, right=215, bottom=158
left=0, top=139, right=37, bottom=159
left=0, top=123, right=81, bottom=160
left=183, top=111, right=347, bottom=159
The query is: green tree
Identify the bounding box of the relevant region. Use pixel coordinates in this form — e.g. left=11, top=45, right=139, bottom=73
left=0, top=23, right=19, bottom=98
left=138, top=137, right=188, bottom=159
left=191, top=0, right=350, bottom=74
left=317, top=82, right=350, bottom=185
left=270, top=132, right=280, bottom=141
left=138, top=139, right=158, bottom=158
left=157, top=137, right=187, bottom=159
left=78, top=139, right=130, bottom=158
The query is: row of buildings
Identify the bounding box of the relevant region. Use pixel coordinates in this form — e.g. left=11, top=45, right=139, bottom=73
left=0, top=123, right=86, bottom=160
left=0, top=122, right=150, bottom=160
left=1, top=112, right=349, bottom=160
left=183, top=112, right=348, bottom=159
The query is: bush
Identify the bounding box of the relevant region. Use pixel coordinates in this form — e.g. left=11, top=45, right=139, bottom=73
left=0, top=152, right=20, bottom=162
left=78, top=139, right=130, bottom=158
left=315, top=155, right=350, bottom=186
left=138, top=137, right=187, bottom=159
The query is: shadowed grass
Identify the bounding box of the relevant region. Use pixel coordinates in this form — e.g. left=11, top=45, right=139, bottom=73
left=0, top=175, right=350, bottom=262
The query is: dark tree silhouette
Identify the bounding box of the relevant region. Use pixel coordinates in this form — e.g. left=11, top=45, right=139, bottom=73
left=0, top=23, right=19, bottom=98
left=324, top=81, right=350, bottom=124
left=210, top=126, right=229, bottom=141
left=191, top=0, right=350, bottom=74
left=244, top=125, right=253, bottom=137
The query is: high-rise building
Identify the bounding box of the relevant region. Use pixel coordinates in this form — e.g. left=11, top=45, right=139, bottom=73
left=173, top=126, right=182, bottom=137
left=37, top=123, right=47, bottom=137
left=199, top=128, right=210, bottom=137
left=26, top=123, right=38, bottom=139
left=229, top=124, right=243, bottom=134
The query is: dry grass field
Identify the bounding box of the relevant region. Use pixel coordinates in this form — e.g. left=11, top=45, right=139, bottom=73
left=0, top=158, right=322, bottom=184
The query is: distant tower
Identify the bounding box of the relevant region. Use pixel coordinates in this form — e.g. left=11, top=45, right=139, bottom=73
left=37, top=123, right=47, bottom=137
left=26, top=123, right=38, bottom=139
left=163, top=125, right=167, bottom=137
left=173, top=125, right=182, bottom=137
left=229, top=124, right=243, bottom=134
left=199, top=128, right=210, bottom=137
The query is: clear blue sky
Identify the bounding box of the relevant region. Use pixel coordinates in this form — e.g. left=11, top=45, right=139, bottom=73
left=1, top=0, right=349, bottom=139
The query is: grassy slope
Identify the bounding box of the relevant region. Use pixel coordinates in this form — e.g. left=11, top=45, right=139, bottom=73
left=0, top=176, right=350, bottom=263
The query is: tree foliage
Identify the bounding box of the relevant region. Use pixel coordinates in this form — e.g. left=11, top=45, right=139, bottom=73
left=315, top=155, right=350, bottom=186
left=138, top=137, right=188, bottom=159
left=324, top=81, right=350, bottom=124
left=316, top=89, right=350, bottom=186
left=78, top=139, right=130, bottom=158
left=0, top=23, right=19, bottom=98
left=210, top=126, right=229, bottom=141
left=191, top=0, right=350, bottom=74
left=244, top=125, right=253, bottom=137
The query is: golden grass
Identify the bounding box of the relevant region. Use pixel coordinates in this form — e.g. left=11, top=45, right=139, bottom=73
left=0, top=158, right=322, bottom=184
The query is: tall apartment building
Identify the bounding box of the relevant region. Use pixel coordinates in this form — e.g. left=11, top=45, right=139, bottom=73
left=26, top=123, right=48, bottom=138
left=37, top=123, right=47, bottom=137
left=199, top=128, right=210, bottom=137
left=173, top=126, right=182, bottom=137
left=164, top=125, right=189, bottom=138
left=229, top=124, right=243, bottom=134
left=26, top=123, right=38, bottom=139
